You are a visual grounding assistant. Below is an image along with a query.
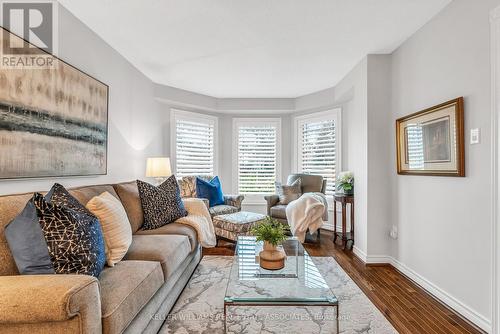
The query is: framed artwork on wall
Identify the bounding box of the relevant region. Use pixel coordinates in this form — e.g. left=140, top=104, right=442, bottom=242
left=396, top=97, right=465, bottom=177
left=0, top=27, right=108, bottom=179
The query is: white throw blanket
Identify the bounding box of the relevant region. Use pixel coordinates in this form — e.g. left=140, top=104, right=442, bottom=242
left=286, top=193, right=326, bottom=242
left=176, top=198, right=216, bottom=248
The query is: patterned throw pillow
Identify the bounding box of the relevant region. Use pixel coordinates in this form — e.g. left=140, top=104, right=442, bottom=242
left=178, top=175, right=212, bottom=198
left=276, top=178, right=302, bottom=205
left=46, top=183, right=96, bottom=216
left=33, top=192, right=106, bottom=277
left=137, top=176, right=188, bottom=230
left=6, top=184, right=106, bottom=277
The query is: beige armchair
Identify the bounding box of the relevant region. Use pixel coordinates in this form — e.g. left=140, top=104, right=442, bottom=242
left=265, top=174, right=328, bottom=239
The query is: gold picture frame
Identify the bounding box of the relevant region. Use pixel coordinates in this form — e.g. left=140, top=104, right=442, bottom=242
left=396, top=97, right=465, bottom=177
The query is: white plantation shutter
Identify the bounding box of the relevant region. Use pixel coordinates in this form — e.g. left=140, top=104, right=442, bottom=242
left=172, top=110, right=217, bottom=177
left=295, top=110, right=341, bottom=196
left=234, top=119, right=281, bottom=194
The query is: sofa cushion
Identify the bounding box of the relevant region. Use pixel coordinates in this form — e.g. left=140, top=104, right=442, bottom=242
left=135, top=222, right=198, bottom=251
left=270, top=204, right=288, bottom=219
left=208, top=205, right=238, bottom=217
left=68, top=185, right=119, bottom=206
left=99, top=260, right=163, bottom=334
left=124, top=235, right=191, bottom=279
left=113, top=181, right=144, bottom=233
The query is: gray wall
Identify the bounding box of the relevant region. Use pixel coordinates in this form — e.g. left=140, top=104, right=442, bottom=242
left=389, top=0, right=500, bottom=327
left=366, top=55, right=393, bottom=257
left=293, top=0, right=499, bottom=325
left=295, top=58, right=370, bottom=256
left=0, top=5, right=166, bottom=195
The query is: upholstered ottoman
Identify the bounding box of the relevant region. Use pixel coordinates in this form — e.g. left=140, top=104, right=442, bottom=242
left=212, top=211, right=267, bottom=242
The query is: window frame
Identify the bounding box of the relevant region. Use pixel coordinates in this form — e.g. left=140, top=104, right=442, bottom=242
left=170, top=109, right=219, bottom=177
left=232, top=118, right=282, bottom=200
left=292, top=109, right=342, bottom=197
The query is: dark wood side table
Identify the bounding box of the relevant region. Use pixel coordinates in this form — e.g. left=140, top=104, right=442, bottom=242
left=333, top=194, right=354, bottom=250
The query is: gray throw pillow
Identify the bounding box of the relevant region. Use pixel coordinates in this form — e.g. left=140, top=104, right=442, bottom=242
left=275, top=179, right=302, bottom=205
left=5, top=200, right=54, bottom=275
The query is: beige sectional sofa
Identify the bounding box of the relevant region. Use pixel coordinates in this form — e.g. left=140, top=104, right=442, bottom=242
left=0, top=181, right=203, bottom=334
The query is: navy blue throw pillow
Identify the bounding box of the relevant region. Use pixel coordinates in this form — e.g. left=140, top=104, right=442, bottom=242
left=196, top=176, right=225, bottom=207
left=5, top=183, right=106, bottom=277
left=33, top=193, right=106, bottom=277
left=45, top=183, right=96, bottom=217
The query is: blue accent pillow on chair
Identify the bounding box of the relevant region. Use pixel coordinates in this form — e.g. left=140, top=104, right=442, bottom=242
left=196, top=176, right=225, bottom=207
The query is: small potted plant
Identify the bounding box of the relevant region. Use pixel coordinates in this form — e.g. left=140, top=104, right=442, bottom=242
left=251, top=217, right=288, bottom=270
left=337, top=171, right=354, bottom=195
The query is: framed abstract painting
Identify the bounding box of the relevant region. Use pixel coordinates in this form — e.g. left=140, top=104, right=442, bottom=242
left=396, top=97, right=465, bottom=177
left=0, top=27, right=108, bottom=179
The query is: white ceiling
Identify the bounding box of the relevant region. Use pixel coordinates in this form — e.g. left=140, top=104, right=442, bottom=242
left=59, top=0, right=451, bottom=98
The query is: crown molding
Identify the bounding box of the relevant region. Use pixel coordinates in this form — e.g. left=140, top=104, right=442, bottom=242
left=154, top=83, right=297, bottom=114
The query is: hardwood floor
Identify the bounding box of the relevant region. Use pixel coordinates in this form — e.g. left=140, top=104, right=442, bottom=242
left=203, top=230, right=484, bottom=334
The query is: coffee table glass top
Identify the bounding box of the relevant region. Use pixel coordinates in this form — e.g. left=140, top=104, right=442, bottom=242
left=224, top=236, right=338, bottom=305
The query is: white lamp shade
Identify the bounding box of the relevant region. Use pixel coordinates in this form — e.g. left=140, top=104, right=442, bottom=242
left=146, top=157, right=172, bottom=178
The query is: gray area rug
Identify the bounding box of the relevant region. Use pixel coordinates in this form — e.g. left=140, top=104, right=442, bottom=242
left=160, top=256, right=398, bottom=334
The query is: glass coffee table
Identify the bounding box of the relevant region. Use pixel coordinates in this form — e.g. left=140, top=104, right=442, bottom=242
left=224, top=236, right=339, bottom=333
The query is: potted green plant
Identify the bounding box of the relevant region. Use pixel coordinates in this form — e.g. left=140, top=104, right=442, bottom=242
left=336, top=171, right=354, bottom=195
left=251, top=217, right=288, bottom=270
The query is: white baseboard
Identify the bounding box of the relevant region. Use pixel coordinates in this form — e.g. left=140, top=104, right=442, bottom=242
left=390, top=258, right=491, bottom=333
left=350, top=251, right=491, bottom=333
left=352, top=246, right=367, bottom=262
left=366, top=255, right=393, bottom=264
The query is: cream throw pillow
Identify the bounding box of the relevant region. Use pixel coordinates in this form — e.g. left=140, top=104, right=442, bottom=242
left=86, top=191, right=132, bottom=267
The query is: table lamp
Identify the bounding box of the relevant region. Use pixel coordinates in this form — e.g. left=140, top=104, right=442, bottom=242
left=146, top=157, right=172, bottom=185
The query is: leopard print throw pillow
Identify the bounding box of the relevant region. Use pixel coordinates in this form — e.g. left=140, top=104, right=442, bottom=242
left=137, top=176, right=188, bottom=230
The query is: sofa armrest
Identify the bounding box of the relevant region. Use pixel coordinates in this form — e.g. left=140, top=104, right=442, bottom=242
left=224, top=194, right=244, bottom=210
left=264, top=195, right=280, bottom=215
left=0, top=274, right=101, bottom=330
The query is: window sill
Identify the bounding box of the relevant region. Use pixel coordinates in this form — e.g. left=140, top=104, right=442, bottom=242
left=240, top=193, right=272, bottom=206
